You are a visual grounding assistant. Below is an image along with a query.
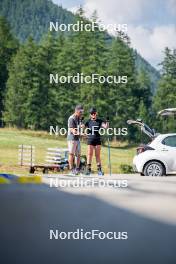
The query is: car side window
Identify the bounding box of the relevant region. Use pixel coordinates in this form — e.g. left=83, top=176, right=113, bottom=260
left=162, top=136, right=176, bottom=147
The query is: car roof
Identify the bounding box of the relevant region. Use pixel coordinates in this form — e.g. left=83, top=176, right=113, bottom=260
left=154, top=133, right=176, bottom=141
left=158, top=108, right=176, bottom=116
left=159, top=133, right=176, bottom=137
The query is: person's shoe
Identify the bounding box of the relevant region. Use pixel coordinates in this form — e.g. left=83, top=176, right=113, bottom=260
left=75, top=168, right=80, bottom=175
left=85, top=168, right=91, bottom=175
left=69, top=169, right=76, bottom=176
left=84, top=164, right=91, bottom=175
left=85, top=171, right=91, bottom=176
left=98, top=170, right=104, bottom=176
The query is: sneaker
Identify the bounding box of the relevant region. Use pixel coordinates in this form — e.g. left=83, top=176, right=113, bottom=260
left=85, top=168, right=91, bottom=175
left=98, top=170, right=104, bottom=176
left=85, top=171, right=91, bottom=176
left=75, top=168, right=80, bottom=175
left=69, top=169, right=76, bottom=176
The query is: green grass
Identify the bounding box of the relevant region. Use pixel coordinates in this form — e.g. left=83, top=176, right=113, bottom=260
left=0, top=128, right=136, bottom=174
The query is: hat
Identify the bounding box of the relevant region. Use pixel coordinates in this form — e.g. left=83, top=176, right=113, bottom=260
left=89, top=107, right=97, bottom=114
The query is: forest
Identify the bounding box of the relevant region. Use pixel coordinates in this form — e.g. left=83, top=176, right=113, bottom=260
left=0, top=6, right=176, bottom=142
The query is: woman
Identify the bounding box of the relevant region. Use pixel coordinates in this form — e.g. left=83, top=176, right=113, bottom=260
left=85, top=107, right=108, bottom=175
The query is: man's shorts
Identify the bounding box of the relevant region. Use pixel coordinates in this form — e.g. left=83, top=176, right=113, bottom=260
left=68, top=140, right=81, bottom=156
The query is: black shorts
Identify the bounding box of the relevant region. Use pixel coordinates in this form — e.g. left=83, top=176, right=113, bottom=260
left=87, top=138, right=101, bottom=146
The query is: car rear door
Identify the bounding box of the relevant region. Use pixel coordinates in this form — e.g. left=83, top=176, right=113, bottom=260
left=160, top=135, right=176, bottom=172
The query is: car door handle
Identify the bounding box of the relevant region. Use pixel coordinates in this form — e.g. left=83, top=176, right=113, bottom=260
left=161, top=149, right=168, bottom=151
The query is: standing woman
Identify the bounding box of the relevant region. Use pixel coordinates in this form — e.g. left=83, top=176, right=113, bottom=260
left=85, top=107, right=108, bottom=175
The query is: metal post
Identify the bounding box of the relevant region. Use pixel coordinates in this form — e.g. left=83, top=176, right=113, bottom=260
left=107, top=137, right=112, bottom=176
left=30, top=145, right=33, bottom=167
left=21, top=145, right=23, bottom=166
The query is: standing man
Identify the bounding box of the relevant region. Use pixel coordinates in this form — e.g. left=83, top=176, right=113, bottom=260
left=67, top=105, right=84, bottom=175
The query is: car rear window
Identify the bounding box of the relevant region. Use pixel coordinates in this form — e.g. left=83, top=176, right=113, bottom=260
left=162, top=136, right=176, bottom=147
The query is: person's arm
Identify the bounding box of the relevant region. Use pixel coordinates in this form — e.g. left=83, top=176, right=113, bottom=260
left=84, top=121, right=88, bottom=128
left=101, top=119, right=109, bottom=129
left=82, top=121, right=89, bottom=138
left=70, top=128, right=79, bottom=135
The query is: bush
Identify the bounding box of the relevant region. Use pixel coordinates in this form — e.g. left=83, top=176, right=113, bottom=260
left=120, top=164, right=134, bottom=174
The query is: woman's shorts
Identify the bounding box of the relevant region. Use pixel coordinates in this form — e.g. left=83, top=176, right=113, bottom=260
left=87, top=138, right=101, bottom=146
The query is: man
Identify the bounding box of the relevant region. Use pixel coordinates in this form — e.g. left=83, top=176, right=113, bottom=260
left=67, top=105, right=84, bottom=175
left=85, top=107, right=108, bottom=176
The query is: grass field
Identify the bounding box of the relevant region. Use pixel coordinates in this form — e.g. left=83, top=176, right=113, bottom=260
left=0, top=128, right=136, bottom=174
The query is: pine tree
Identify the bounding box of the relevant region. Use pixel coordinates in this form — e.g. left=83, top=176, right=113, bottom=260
left=4, top=37, right=37, bottom=127
left=136, top=69, right=152, bottom=109
left=71, top=8, right=109, bottom=114
left=107, top=32, right=139, bottom=140
left=55, top=34, right=80, bottom=127
left=25, top=33, right=62, bottom=129
left=0, top=16, right=18, bottom=126
left=153, top=48, right=176, bottom=133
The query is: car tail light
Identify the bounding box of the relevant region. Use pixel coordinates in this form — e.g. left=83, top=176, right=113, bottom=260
left=137, top=145, right=155, bottom=155
left=137, top=146, right=145, bottom=154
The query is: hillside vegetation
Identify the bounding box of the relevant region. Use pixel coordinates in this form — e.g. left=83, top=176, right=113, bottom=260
left=0, top=0, right=160, bottom=90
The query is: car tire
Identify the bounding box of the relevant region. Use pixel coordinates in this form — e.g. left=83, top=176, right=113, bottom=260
left=143, top=161, right=165, bottom=176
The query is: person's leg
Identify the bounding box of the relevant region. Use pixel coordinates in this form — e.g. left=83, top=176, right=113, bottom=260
left=75, top=141, right=81, bottom=173
left=68, top=141, right=76, bottom=171
left=95, top=145, right=104, bottom=175
left=68, top=153, right=74, bottom=170
left=86, top=145, right=94, bottom=173
left=95, top=145, right=101, bottom=165
left=75, top=155, right=80, bottom=169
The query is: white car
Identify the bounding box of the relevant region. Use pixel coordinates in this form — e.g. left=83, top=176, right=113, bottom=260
left=128, top=108, right=176, bottom=176
left=133, top=133, right=176, bottom=176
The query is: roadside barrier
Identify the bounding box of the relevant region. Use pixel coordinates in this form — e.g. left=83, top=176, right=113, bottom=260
left=17, top=175, right=42, bottom=184
left=0, top=174, right=42, bottom=184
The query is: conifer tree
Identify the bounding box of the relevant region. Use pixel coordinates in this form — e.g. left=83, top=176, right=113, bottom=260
left=4, top=37, right=36, bottom=127
left=0, top=16, right=18, bottom=126
left=153, top=48, right=176, bottom=133
left=107, top=32, right=138, bottom=140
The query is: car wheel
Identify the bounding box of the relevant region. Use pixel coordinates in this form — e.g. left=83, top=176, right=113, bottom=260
left=143, top=161, right=165, bottom=176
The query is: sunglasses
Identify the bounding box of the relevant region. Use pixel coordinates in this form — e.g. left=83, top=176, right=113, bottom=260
left=91, top=112, right=97, bottom=115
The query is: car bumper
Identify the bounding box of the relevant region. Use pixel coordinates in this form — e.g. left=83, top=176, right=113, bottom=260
left=133, top=164, right=138, bottom=172
left=133, top=155, right=143, bottom=173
